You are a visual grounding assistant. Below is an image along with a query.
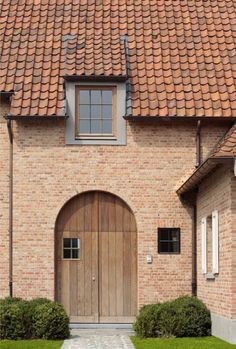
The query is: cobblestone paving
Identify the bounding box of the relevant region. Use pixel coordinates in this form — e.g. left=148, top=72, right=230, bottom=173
left=61, top=330, right=135, bottom=349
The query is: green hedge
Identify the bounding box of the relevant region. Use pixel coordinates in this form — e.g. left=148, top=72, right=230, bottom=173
left=134, top=296, right=211, bottom=338
left=0, top=297, right=69, bottom=340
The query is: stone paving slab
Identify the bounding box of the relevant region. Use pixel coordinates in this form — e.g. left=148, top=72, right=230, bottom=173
left=61, top=330, right=135, bottom=349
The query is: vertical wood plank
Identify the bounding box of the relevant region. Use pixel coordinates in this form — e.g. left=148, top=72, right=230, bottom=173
left=130, top=230, right=137, bottom=316
left=61, top=261, right=70, bottom=315
left=70, top=261, right=78, bottom=316
left=123, top=204, right=131, bottom=316
left=91, top=193, right=99, bottom=321
left=77, top=231, right=85, bottom=316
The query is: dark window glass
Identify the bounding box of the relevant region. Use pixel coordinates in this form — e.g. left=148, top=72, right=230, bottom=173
left=158, top=228, right=180, bottom=254
left=63, top=249, right=71, bottom=259
left=72, top=238, right=78, bottom=248
left=63, top=238, right=71, bottom=248
left=72, top=249, right=79, bottom=259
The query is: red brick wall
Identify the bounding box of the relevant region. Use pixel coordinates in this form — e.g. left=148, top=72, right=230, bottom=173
left=197, top=165, right=235, bottom=318
left=231, top=174, right=236, bottom=318
left=0, top=114, right=230, bottom=307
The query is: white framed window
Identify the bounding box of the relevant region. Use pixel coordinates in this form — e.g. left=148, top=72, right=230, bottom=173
left=65, top=81, right=126, bottom=145
left=201, top=210, right=219, bottom=278
left=63, top=238, right=81, bottom=260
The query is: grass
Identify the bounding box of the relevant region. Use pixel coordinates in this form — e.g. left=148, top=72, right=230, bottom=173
left=0, top=340, right=63, bottom=349
left=131, top=336, right=236, bottom=349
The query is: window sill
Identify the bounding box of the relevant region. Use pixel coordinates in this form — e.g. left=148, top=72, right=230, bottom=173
left=205, top=272, right=217, bottom=280
left=75, top=134, right=117, bottom=141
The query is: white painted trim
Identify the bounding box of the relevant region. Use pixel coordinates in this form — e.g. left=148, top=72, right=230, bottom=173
left=201, top=217, right=207, bottom=274
left=212, top=210, right=219, bottom=274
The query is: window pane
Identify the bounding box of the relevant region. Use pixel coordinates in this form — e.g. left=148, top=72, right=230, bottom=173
left=103, top=105, right=112, bottom=119
left=91, top=105, right=101, bottom=119
left=159, top=230, right=167, bottom=241
left=159, top=242, right=169, bottom=253
left=72, top=238, right=78, bottom=248
left=102, top=90, right=112, bottom=104
left=80, top=120, right=90, bottom=134
left=171, top=242, right=179, bottom=253
left=64, top=238, right=71, bottom=248
left=91, top=90, right=101, bottom=104
left=171, top=231, right=179, bottom=242
left=80, top=105, right=90, bottom=119
left=72, top=249, right=79, bottom=259
left=80, top=90, right=90, bottom=104
left=102, top=120, right=112, bottom=134
left=91, top=119, right=101, bottom=134
left=64, top=249, right=71, bottom=259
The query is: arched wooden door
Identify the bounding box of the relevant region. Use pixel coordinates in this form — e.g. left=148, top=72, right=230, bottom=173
left=55, top=191, right=137, bottom=323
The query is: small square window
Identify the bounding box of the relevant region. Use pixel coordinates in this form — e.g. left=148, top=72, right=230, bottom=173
left=158, top=228, right=180, bottom=254
left=63, top=238, right=80, bottom=260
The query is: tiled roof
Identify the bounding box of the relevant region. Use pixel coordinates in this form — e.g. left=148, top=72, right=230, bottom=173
left=1, top=1, right=236, bottom=117
left=211, top=122, right=236, bottom=156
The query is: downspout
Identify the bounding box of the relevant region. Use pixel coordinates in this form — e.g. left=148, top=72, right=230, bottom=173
left=192, top=204, right=197, bottom=296
left=122, top=35, right=132, bottom=117
left=191, top=120, right=201, bottom=295
left=196, top=120, right=201, bottom=168
left=7, top=119, right=13, bottom=297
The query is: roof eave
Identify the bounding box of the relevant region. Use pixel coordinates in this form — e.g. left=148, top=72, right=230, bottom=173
left=5, top=114, right=68, bottom=120
left=177, top=156, right=234, bottom=196
left=124, top=115, right=236, bottom=123
left=63, top=75, right=128, bottom=82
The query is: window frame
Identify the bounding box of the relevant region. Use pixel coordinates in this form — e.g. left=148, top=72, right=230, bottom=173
left=201, top=210, right=219, bottom=277
left=75, top=85, right=117, bottom=140
left=157, top=228, right=181, bottom=255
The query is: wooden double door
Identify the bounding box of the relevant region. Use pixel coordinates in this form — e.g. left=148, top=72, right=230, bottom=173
left=56, top=191, right=137, bottom=323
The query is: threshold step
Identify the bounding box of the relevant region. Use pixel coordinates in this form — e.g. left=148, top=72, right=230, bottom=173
left=70, top=323, right=133, bottom=329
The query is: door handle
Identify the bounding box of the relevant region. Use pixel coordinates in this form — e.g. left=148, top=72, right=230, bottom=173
left=92, top=276, right=96, bottom=281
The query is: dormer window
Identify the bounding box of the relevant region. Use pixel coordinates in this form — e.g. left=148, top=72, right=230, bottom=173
left=76, top=86, right=116, bottom=138
left=65, top=80, right=126, bottom=145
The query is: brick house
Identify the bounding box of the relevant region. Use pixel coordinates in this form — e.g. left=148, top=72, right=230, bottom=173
left=0, top=0, right=236, bottom=344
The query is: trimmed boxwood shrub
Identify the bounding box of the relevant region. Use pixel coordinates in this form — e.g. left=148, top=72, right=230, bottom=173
left=0, top=300, right=28, bottom=339
left=133, top=304, right=161, bottom=338
left=0, top=297, right=69, bottom=340
left=32, top=302, right=70, bottom=340
left=134, top=296, right=211, bottom=338
left=168, top=296, right=211, bottom=337
left=25, top=298, right=53, bottom=338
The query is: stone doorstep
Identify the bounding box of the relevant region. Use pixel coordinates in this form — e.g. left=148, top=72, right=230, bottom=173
left=70, top=328, right=135, bottom=337
left=61, top=332, right=135, bottom=349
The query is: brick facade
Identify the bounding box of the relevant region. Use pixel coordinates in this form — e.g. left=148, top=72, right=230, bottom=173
left=197, top=166, right=234, bottom=318
left=0, top=105, right=230, bottom=309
